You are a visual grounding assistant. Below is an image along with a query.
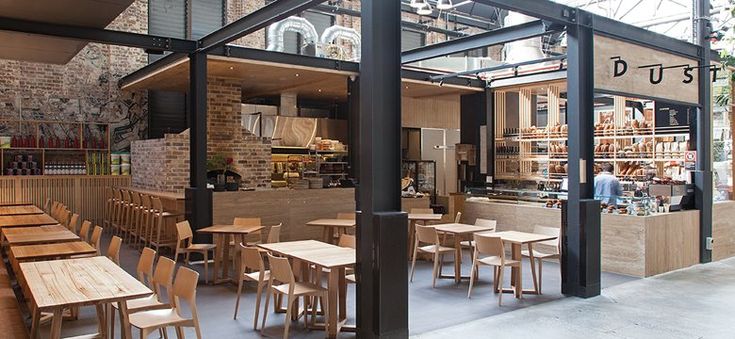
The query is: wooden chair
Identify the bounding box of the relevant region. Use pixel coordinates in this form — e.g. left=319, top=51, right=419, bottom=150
left=106, top=236, right=123, bottom=265
left=460, top=218, right=498, bottom=252
left=233, top=245, right=270, bottom=330
left=521, top=225, right=561, bottom=294
left=127, top=191, right=142, bottom=244
left=67, top=213, right=80, bottom=234
left=79, top=220, right=92, bottom=242
left=336, top=212, right=356, bottom=220
left=111, top=188, right=124, bottom=235
left=111, top=255, right=175, bottom=337
left=454, top=211, right=462, bottom=223
left=136, top=248, right=157, bottom=285
left=44, top=198, right=52, bottom=214
left=261, top=254, right=328, bottom=338
left=138, top=194, right=153, bottom=247
left=90, top=226, right=103, bottom=255
left=265, top=223, right=282, bottom=244
left=338, top=234, right=357, bottom=283
left=103, top=187, right=114, bottom=232
left=58, top=209, right=71, bottom=229
left=233, top=217, right=262, bottom=245
left=467, top=234, right=520, bottom=306
left=174, top=220, right=216, bottom=284
left=410, top=208, right=434, bottom=214
left=118, top=190, right=131, bottom=239
left=149, top=196, right=182, bottom=253
left=128, top=266, right=203, bottom=339
left=410, top=225, right=455, bottom=287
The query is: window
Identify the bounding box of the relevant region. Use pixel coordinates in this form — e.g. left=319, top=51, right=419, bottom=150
left=401, top=30, right=425, bottom=52
left=191, top=0, right=224, bottom=39
left=148, top=0, right=224, bottom=61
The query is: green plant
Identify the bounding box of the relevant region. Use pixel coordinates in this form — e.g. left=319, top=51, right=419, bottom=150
left=206, top=153, right=233, bottom=174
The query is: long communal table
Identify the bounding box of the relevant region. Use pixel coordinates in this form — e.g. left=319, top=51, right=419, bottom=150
left=0, top=205, right=44, bottom=216
left=3, top=225, right=78, bottom=246
left=0, top=214, right=58, bottom=228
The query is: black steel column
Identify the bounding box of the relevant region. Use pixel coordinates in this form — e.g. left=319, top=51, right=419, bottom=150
left=694, top=0, right=713, bottom=263
left=486, top=88, right=495, bottom=177
left=347, top=76, right=360, bottom=179
left=460, top=92, right=489, bottom=187
left=185, top=52, right=213, bottom=237
left=357, top=0, right=408, bottom=337
left=562, top=11, right=600, bottom=298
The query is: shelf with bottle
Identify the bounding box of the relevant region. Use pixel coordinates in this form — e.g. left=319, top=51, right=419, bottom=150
left=3, top=152, right=42, bottom=176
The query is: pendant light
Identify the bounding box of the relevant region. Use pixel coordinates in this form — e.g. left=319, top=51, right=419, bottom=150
left=436, top=0, right=453, bottom=10
left=410, top=0, right=428, bottom=8
left=417, top=3, right=433, bottom=15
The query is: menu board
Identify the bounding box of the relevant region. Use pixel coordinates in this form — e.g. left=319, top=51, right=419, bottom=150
left=655, top=101, right=692, bottom=129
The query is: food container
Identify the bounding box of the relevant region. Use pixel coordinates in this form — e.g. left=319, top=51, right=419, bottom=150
left=111, top=153, right=121, bottom=166
left=120, top=153, right=130, bottom=165
left=120, top=164, right=131, bottom=175
left=111, top=164, right=120, bottom=175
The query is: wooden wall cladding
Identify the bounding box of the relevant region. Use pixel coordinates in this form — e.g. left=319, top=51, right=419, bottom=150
left=0, top=175, right=130, bottom=225
left=713, top=201, right=735, bottom=261
left=594, top=35, right=699, bottom=104
left=402, top=95, right=460, bottom=129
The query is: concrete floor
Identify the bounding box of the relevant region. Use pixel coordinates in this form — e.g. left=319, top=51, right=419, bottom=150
left=37, top=233, right=635, bottom=338
left=417, top=257, right=735, bottom=339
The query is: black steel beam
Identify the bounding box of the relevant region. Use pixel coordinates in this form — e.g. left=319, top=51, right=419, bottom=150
left=694, top=0, right=713, bottom=264
left=0, top=16, right=196, bottom=53
left=401, top=68, right=486, bottom=88
left=212, top=45, right=360, bottom=73
left=472, top=0, right=577, bottom=25
left=198, top=0, right=323, bottom=52
left=430, top=55, right=566, bottom=82
left=402, top=20, right=557, bottom=64
left=358, top=0, right=408, bottom=337
left=185, top=52, right=213, bottom=238
left=563, top=11, right=600, bottom=298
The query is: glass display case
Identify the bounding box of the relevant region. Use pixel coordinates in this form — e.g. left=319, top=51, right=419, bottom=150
left=402, top=160, right=436, bottom=201
left=598, top=195, right=657, bottom=216
left=466, top=186, right=567, bottom=205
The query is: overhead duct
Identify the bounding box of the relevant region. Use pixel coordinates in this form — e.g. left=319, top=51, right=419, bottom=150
left=266, top=16, right=319, bottom=53
left=319, top=25, right=361, bottom=61
left=501, top=12, right=546, bottom=64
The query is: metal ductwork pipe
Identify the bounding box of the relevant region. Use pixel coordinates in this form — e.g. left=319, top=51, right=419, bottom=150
left=266, top=16, right=319, bottom=53
left=502, top=12, right=546, bottom=64
left=319, top=25, right=361, bottom=61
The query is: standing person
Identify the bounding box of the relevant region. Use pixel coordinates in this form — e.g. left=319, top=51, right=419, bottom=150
left=594, top=163, right=623, bottom=206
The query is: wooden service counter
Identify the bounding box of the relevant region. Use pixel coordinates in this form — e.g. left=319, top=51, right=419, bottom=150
left=463, top=198, right=700, bottom=277
left=212, top=188, right=356, bottom=241
left=713, top=200, right=735, bottom=261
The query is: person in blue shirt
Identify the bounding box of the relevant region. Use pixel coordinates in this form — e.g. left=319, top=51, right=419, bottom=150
left=594, top=163, right=623, bottom=206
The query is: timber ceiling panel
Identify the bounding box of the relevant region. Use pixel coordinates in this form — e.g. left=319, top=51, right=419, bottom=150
left=0, top=0, right=134, bottom=64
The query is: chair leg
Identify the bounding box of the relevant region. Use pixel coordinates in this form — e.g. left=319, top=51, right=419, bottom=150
left=283, top=294, right=295, bottom=339
left=529, top=255, right=539, bottom=294
left=467, top=262, right=477, bottom=298
left=203, top=251, right=209, bottom=285
left=497, top=266, right=504, bottom=306
left=254, top=281, right=264, bottom=330
left=431, top=252, right=440, bottom=288
left=234, top=277, right=244, bottom=319
left=538, top=259, right=544, bottom=294
left=410, top=240, right=419, bottom=282
left=175, top=326, right=185, bottom=339
left=493, top=266, right=499, bottom=292
left=261, top=287, right=272, bottom=334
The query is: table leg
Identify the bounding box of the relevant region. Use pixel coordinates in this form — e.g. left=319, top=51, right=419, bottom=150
left=454, top=234, right=462, bottom=283
left=322, top=227, right=330, bottom=243
left=408, top=220, right=416, bottom=258
left=30, top=306, right=40, bottom=339
left=338, top=267, right=347, bottom=322
left=49, top=308, right=63, bottom=339
left=95, top=304, right=107, bottom=339
left=511, top=243, right=522, bottom=298
left=222, top=234, right=231, bottom=281
left=118, top=300, right=132, bottom=339
left=213, top=234, right=222, bottom=282
left=327, top=268, right=339, bottom=338
left=528, top=243, right=539, bottom=294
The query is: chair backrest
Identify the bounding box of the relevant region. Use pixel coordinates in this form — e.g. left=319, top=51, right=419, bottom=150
left=266, top=223, right=282, bottom=244
left=68, top=213, right=80, bottom=234
left=336, top=212, right=356, bottom=220
left=44, top=198, right=51, bottom=213
left=240, top=244, right=265, bottom=273
left=176, top=220, right=193, bottom=241
left=233, top=217, right=261, bottom=226
left=533, top=225, right=561, bottom=252
left=410, top=208, right=434, bottom=214
left=130, top=191, right=141, bottom=205
left=152, top=256, right=176, bottom=301
left=58, top=209, right=70, bottom=226
left=151, top=196, right=163, bottom=212
left=473, top=234, right=505, bottom=260
left=475, top=218, right=497, bottom=232
left=106, top=236, right=122, bottom=265
left=50, top=201, right=60, bottom=218
left=137, top=248, right=156, bottom=287
left=415, top=225, right=439, bottom=245
left=454, top=211, right=462, bottom=223
left=267, top=253, right=295, bottom=286
left=140, top=194, right=151, bottom=209
left=90, top=226, right=103, bottom=254
left=172, top=266, right=200, bottom=313
left=114, top=188, right=122, bottom=201
left=338, top=234, right=356, bottom=249
left=79, top=220, right=92, bottom=241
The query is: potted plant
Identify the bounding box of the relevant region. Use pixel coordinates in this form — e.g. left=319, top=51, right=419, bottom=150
left=207, top=154, right=232, bottom=192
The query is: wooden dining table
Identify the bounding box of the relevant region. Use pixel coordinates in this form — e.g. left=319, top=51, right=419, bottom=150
left=493, top=231, right=558, bottom=298
left=433, top=223, right=496, bottom=283
left=0, top=214, right=58, bottom=228
left=10, top=241, right=97, bottom=263
left=0, top=204, right=44, bottom=216
left=20, top=256, right=152, bottom=339
left=407, top=213, right=443, bottom=258
left=197, top=224, right=264, bottom=284
left=0, top=201, right=33, bottom=207
left=259, top=240, right=355, bottom=338
left=2, top=225, right=78, bottom=246
left=306, top=219, right=356, bottom=244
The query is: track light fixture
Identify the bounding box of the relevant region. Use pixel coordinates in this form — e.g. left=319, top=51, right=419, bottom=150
left=437, top=0, right=453, bottom=10
left=417, top=3, right=433, bottom=15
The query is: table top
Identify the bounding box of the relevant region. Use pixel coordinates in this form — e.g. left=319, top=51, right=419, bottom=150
left=20, top=256, right=152, bottom=310
left=259, top=240, right=355, bottom=268
left=408, top=213, right=443, bottom=221
left=306, top=219, right=356, bottom=227
left=492, top=231, right=558, bottom=244
left=434, top=223, right=496, bottom=235
left=4, top=226, right=78, bottom=245
left=0, top=201, right=33, bottom=207
left=11, top=241, right=96, bottom=261
left=2, top=224, right=65, bottom=236
left=197, top=224, right=264, bottom=234
left=0, top=205, right=44, bottom=216
left=0, top=214, right=58, bottom=227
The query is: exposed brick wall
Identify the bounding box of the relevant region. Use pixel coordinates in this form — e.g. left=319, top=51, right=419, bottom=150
left=0, top=0, right=149, bottom=151
left=131, top=129, right=190, bottom=193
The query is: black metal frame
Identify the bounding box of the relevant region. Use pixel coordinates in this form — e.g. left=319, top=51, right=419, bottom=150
left=0, top=0, right=714, bottom=335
